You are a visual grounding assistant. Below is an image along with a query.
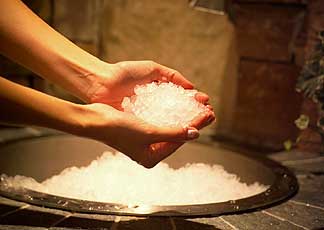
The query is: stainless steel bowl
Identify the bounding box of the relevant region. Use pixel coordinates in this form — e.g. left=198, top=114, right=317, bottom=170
left=0, top=135, right=298, bottom=217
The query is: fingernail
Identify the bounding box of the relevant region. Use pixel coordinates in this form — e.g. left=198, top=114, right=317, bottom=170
left=187, top=128, right=199, bottom=140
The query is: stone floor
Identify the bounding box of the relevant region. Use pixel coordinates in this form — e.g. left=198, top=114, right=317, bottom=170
left=0, top=127, right=323, bottom=229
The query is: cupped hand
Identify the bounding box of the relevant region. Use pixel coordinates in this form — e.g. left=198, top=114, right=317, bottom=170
left=83, top=60, right=215, bottom=167
left=88, top=60, right=209, bottom=110
left=77, top=103, right=215, bottom=168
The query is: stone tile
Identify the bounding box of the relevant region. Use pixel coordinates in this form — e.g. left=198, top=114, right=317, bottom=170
left=269, top=150, right=321, bottom=162
left=0, top=209, right=65, bottom=228
left=282, top=157, right=324, bottom=173
left=0, top=196, right=28, bottom=209
left=117, top=217, right=172, bottom=230
left=293, top=174, right=324, bottom=207
left=56, top=212, right=115, bottom=229
left=175, top=217, right=233, bottom=230
left=270, top=151, right=324, bottom=174
left=0, top=204, right=70, bottom=228
left=222, top=211, right=303, bottom=230
left=0, top=205, right=18, bottom=217
left=266, top=200, right=324, bottom=229
left=0, top=226, right=89, bottom=230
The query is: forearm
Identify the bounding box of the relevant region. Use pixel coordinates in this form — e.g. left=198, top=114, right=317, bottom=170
left=0, top=76, right=82, bottom=133
left=0, top=0, right=106, bottom=102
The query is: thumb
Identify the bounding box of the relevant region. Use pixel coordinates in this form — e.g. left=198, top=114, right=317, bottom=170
left=150, top=126, right=199, bottom=143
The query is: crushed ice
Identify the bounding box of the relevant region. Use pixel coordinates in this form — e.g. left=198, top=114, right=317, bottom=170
left=1, top=152, right=268, bottom=205
left=122, top=82, right=209, bottom=127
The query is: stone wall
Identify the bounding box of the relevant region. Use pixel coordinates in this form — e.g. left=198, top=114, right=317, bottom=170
left=100, top=0, right=239, bottom=136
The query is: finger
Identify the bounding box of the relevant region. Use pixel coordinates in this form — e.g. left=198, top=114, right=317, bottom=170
left=206, top=104, right=213, bottom=111
left=150, top=126, right=199, bottom=143
left=195, top=92, right=209, bottom=104
left=158, top=66, right=194, bottom=89
left=190, top=111, right=215, bottom=130
left=141, top=142, right=184, bottom=168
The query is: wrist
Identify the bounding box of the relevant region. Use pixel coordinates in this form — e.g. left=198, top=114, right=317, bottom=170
left=66, top=103, right=112, bottom=140
left=43, top=44, right=114, bottom=104
left=84, top=61, right=116, bottom=103
left=58, top=58, right=109, bottom=103
left=64, top=103, right=91, bottom=136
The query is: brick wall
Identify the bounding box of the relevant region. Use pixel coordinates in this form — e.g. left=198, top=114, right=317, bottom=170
left=226, top=0, right=307, bottom=150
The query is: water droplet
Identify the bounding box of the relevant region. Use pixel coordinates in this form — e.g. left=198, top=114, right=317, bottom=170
left=229, top=200, right=236, bottom=204
left=128, top=204, right=139, bottom=209
left=265, top=188, right=272, bottom=196
left=234, top=205, right=240, bottom=210
left=57, top=200, right=68, bottom=206
left=283, top=174, right=288, bottom=178
left=25, top=195, right=33, bottom=201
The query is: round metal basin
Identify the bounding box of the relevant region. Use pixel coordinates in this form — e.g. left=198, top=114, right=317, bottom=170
left=0, top=135, right=298, bottom=217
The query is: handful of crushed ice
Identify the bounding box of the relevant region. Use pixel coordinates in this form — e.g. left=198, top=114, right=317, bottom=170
left=121, top=82, right=209, bottom=127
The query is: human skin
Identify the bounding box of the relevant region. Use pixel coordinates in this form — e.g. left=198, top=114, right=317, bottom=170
left=0, top=0, right=215, bottom=168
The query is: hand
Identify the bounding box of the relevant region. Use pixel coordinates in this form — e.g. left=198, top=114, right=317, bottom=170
left=77, top=103, right=214, bottom=168
left=88, top=60, right=210, bottom=110
left=84, top=60, right=215, bottom=168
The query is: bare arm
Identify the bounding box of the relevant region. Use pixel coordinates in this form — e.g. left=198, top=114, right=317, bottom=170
left=0, top=77, right=84, bottom=133
left=0, top=76, right=81, bottom=131
left=0, top=0, right=103, bottom=102
left=0, top=76, right=209, bottom=168
left=0, top=0, right=198, bottom=106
